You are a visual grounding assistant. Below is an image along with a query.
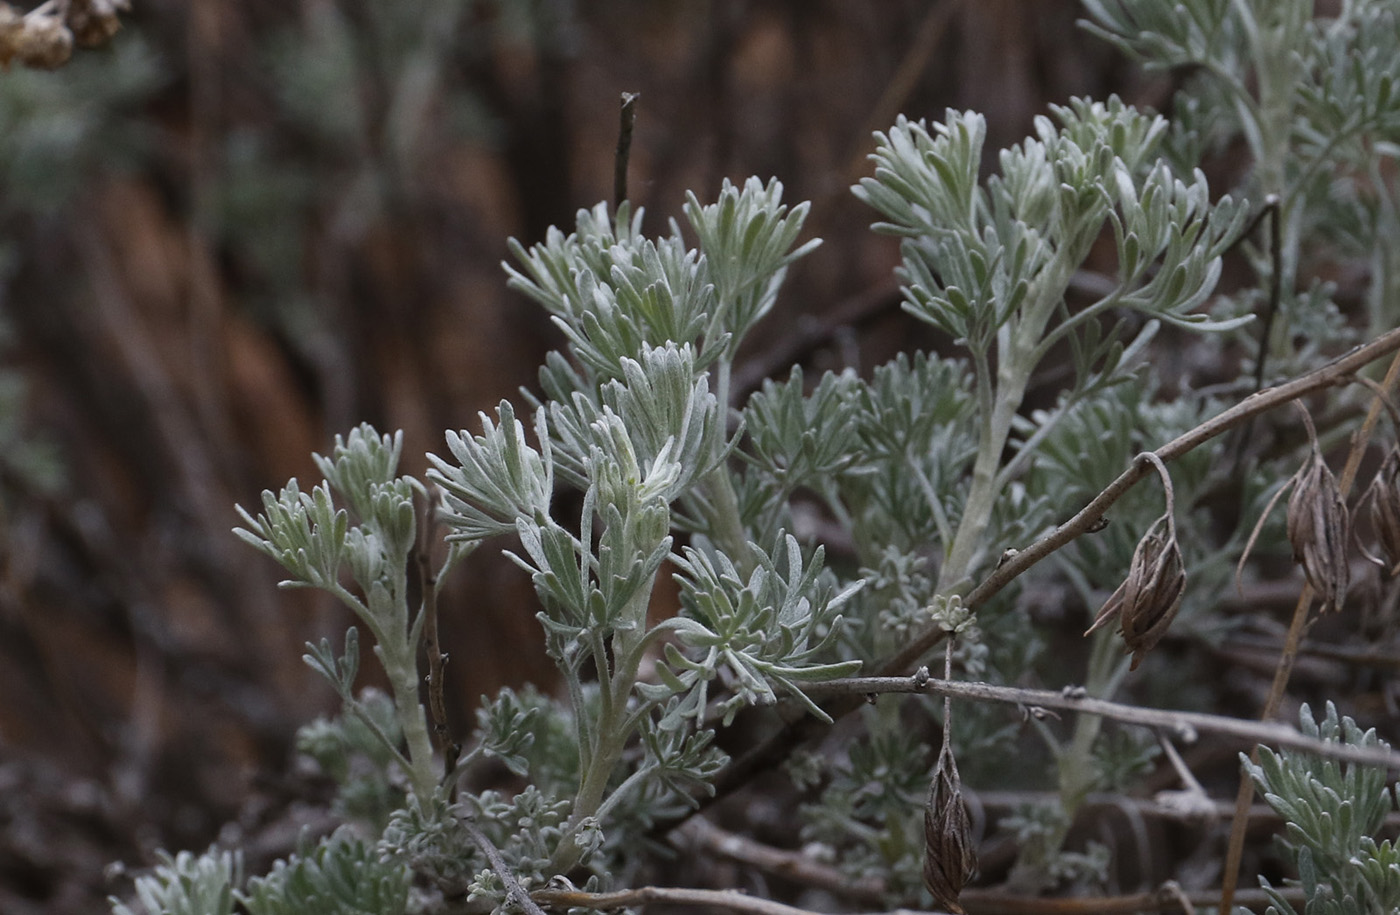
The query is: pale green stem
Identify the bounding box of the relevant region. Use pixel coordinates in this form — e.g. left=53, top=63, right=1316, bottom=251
left=331, top=583, right=437, bottom=801
left=908, top=458, right=954, bottom=552
left=939, top=249, right=1080, bottom=593
left=550, top=579, right=656, bottom=874
left=699, top=357, right=754, bottom=569
left=386, top=650, right=439, bottom=801
left=1008, top=625, right=1129, bottom=892
left=1367, top=155, right=1400, bottom=341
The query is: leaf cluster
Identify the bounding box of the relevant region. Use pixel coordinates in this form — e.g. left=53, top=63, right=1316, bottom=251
left=1244, top=703, right=1400, bottom=915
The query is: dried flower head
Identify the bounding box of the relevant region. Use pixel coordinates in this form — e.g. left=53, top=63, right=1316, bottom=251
left=1086, top=513, right=1185, bottom=670
left=0, top=5, right=73, bottom=70
left=67, top=0, right=128, bottom=48
left=1085, top=453, right=1184, bottom=670
left=1285, top=432, right=1350, bottom=613
left=1237, top=405, right=1351, bottom=614
left=1362, top=446, right=1400, bottom=577
left=924, top=749, right=976, bottom=913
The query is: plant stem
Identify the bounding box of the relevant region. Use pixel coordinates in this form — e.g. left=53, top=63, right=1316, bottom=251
left=938, top=249, right=1078, bottom=593
left=386, top=645, right=439, bottom=802
left=331, top=583, right=437, bottom=800
left=550, top=579, right=656, bottom=874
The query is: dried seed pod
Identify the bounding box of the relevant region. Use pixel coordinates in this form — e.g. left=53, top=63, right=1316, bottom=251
left=1085, top=512, right=1186, bottom=670
left=924, top=750, right=976, bottom=914
left=11, top=11, right=73, bottom=70
left=1286, top=442, right=1350, bottom=612
left=1362, top=447, right=1400, bottom=577
left=66, top=0, right=126, bottom=48
left=0, top=4, right=27, bottom=69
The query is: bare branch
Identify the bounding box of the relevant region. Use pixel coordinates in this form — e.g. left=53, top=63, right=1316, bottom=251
left=533, top=885, right=821, bottom=915
left=799, top=669, right=1400, bottom=770
left=679, top=816, right=886, bottom=905
left=614, top=92, right=639, bottom=209
left=531, top=881, right=1304, bottom=915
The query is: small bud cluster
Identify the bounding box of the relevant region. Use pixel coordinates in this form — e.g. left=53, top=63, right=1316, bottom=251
left=0, top=0, right=128, bottom=71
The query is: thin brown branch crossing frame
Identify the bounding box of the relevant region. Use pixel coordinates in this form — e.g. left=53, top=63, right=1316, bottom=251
left=799, top=668, right=1400, bottom=770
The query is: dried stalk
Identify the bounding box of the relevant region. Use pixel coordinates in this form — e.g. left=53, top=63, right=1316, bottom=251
left=530, top=880, right=1304, bottom=915
left=798, top=668, right=1400, bottom=770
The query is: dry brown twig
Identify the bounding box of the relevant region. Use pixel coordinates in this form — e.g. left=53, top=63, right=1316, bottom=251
left=530, top=877, right=1305, bottom=915
left=799, top=667, right=1400, bottom=770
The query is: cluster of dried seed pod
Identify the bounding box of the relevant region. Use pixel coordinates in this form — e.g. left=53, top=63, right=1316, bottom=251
left=1086, top=453, right=1185, bottom=670
left=0, top=0, right=128, bottom=71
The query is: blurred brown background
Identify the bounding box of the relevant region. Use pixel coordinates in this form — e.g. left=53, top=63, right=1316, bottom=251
left=0, top=2, right=1141, bottom=911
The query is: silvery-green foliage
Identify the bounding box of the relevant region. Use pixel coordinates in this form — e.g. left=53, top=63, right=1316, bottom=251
left=507, top=176, right=817, bottom=391
left=431, top=401, right=553, bottom=543
left=1091, top=727, right=1161, bottom=793
left=236, top=424, right=422, bottom=641
left=1244, top=703, right=1400, bottom=915
left=461, top=787, right=580, bottom=895
left=543, top=342, right=722, bottom=496
left=840, top=351, right=978, bottom=554
left=660, top=534, right=862, bottom=724
left=377, top=792, right=478, bottom=898
left=1000, top=802, right=1111, bottom=893
left=855, top=98, right=1247, bottom=358
left=108, top=848, right=241, bottom=915
left=235, top=479, right=350, bottom=591
left=617, top=709, right=727, bottom=816
left=799, top=722, right=933, bottom=900
left=239, top=829, right=410, bottom=915
left=236, top=424, right=438, bottom=801
left=187, top=16, right=1400, bottom=901
left=1082, top=0, right=1400, bottom=346
left=741, top=366, right=862, bottom=496
left=1030, top=380, right=1216, bottom=596
left=506, top=201, right=723, bottom=385
left=420, top=177, right=844, bottom=885
left=297, top=687, right=405, bottom=829
left=857, top=546, right=936, bottom=643
left=1078, top=0, right=1238, bottom=74
left=682, top=177, right=821, bottom=355
left=302, top=627, right=362, bottom=703
left=376, top=788, right=591, bottom=907
left=468, top=686, right=543, bottom=779
left=471, top=684, right=581, bottom=796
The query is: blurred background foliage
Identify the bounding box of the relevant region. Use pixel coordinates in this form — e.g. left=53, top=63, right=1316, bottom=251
left=0, top=1, right=1193, bottom=911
